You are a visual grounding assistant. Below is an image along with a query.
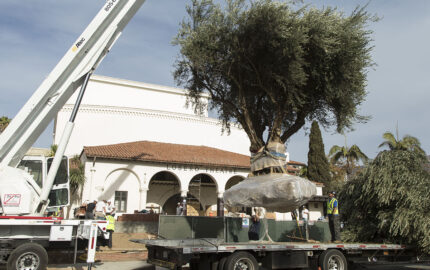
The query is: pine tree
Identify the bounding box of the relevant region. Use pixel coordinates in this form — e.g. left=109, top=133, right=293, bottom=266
left=307, top=121, right=332, bottom=186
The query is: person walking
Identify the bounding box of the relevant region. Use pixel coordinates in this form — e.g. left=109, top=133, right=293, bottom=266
left=327, top=191, right=340, bottom=242
left=105, top=213, right=115, bottom=249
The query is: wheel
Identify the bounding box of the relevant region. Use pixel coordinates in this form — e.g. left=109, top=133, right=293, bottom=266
left=218, top=256, right=228, bottom=270
left=7, top=242, right=48, bottom=270
left=319, top=249, right=348, bottom=270
left=224, top=251, right=258, bottom=270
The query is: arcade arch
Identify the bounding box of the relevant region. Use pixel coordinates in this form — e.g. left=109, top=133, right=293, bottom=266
left=225, top=175, right=245, bottom=190
left=187, top=173, right=217, bottom=216
left=102, top=168, right=140, bottom=213
left=147, top=171, right=181, bottom=214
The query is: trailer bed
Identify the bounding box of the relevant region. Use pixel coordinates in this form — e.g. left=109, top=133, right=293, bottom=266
left=133, top=238, right=406, bottom=253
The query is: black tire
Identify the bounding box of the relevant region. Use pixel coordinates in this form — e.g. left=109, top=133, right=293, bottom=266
left=224, top=251, right=258, bottom=270
left=211, top=261, right=219, bottom=270
left=7, top=242, right=48, bottom=270
left=319, top=249, right=348, bottom=270
left=218, top=256, right=228, bottom=270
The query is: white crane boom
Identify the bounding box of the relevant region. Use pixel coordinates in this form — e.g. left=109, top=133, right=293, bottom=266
left=0, top=0, right=145, bottom=215
left=0, top=0, right=145, bottom=168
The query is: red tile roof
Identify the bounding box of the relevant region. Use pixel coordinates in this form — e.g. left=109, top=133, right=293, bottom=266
left=287, top=160, right=306, bottom=166
left=83, top=140, right=307, bottom=172
left=83, top=141, right=251, bottom=169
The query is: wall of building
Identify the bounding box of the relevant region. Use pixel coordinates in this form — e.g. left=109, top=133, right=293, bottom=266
left=55, top=75, right=250, bottom=157
left=80, top=157, right=249, bottom=215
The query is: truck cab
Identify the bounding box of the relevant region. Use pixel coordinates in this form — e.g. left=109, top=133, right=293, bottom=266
left=18, top=155, right=70, bottom=211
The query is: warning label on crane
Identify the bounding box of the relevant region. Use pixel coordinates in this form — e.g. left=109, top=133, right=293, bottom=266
left=3, top=194, right=21, bottom=207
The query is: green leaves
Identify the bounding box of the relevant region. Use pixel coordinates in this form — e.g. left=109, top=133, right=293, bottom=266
left=379, top=131, right=427, bottom=158
left=340, top=150, right=430, bottom=253
left=174, top=0, right=375, bottom=152
left=0, top=116, right=11, bottom=133
left=69, top=155, right=85, bottom=195
left=307, top=121, right=331, bottom=186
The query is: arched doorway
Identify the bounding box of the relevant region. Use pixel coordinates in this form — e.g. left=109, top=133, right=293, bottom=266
left=188, top=174, right=217, bottom=216
left=163, top=193, right=202, bottom=215
left=147, top=171, right=180, bottom=214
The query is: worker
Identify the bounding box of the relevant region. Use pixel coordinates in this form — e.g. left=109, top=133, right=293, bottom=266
left=248, top=214, right=261, bottom=241
left=176, top=202, right=184, bottom=216
left=95, top=199, right=107, bottom=220
left=105, top=213, right=115, bottom=249
left=106, top=200, right=116, bottom=216
left=301, top=205, right=309, bottom=222
left=327, top=191, right=340, bottom=242
left=52, top=207, right=63, bottom=218
left=85, top=199, right=97, bottom=219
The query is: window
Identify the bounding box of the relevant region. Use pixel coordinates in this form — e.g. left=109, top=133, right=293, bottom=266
left=115, top=191, right=128, bottom=213
left=47, top=157, right=69, bottom=185
left=18, top=159, right=43, bottom=188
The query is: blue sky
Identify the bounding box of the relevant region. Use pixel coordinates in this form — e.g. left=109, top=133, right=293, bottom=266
left=0, top=0, right=429, bottom=163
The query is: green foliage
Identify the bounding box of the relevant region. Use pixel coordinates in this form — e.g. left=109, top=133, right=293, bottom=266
left=174, top=0, right=376, bottom=152
left=307, top=121, right=331, bottom=186
left=0, top=116, right=11, bottom=133
left=49, top=144, right=58, bottom=157
left=339, top=150, right=430, bottom=253
left=379, top=131, right=426, bottom=158
left=329, top=142, right=368, bottom=179
left=69, top=155, right=85, bottom=195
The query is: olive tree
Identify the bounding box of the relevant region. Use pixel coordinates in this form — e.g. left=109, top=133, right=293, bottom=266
left=174, top=0, right=375, bottom=168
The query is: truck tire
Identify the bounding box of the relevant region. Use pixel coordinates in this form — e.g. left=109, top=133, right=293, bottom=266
left=224, top=251, right=258, bottom=270
left=319, top=249, right=348, bottom=270
left=7, top=242, right=48, bottom=270
left=218, top=256, right=227, bottom=270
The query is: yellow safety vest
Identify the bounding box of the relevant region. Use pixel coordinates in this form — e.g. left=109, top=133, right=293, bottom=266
left=106, top=215, right=115, bottom=231
left=327, top=198, right=339, bottom=215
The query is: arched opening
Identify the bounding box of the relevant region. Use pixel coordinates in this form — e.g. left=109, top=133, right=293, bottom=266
left=188, top=173, right=217, bottom=216
left=147, top=171, right=180, bottom=214
left=102, top=168, right=140, bottom=214
left=225, top=175, right=245, bottom=190
left=225, top=175, right=249, bottom=215
left=163, top=193, right=201, bottom=216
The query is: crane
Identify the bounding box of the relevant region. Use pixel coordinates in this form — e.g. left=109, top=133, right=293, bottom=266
left=0, top=0, right=145, bottom=216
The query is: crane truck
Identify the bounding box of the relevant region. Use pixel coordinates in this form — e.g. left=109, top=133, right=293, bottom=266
left=0, top=0, right=146, bottom=269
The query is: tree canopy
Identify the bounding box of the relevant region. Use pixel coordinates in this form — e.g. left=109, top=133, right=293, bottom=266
left=340, top=150, right=430, bottom=253
left=307, top=121, right=331, bottom=186
left=379, top=131, right=426, bottom=158
left=0, top=116, right=11, bottom=133
left=329, top=142, right=368, bottom=179
left=174, top=0, right=376, bottom=153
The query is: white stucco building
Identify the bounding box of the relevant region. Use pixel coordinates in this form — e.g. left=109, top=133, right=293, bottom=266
left=54, top=75, right=325, bottom=219
left=54, top=75, right=250, bottom=157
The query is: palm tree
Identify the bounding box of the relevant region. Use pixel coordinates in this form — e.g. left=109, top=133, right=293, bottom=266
left=48, top=144, right=58, bottom=157
left=69, top=155, right=86, bottom=195
left=0, top=116, right=11, bottom=133
left=379, top=131, right=426, bottom=158
left=329, top=139, right=368, bottom=180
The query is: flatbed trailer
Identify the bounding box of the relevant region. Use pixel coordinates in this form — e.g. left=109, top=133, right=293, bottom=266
left=135, top=238, right=421, bottom=270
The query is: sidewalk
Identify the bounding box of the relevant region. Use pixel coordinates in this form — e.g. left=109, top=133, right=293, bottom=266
left=47, top=232, right=151, bottom=268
